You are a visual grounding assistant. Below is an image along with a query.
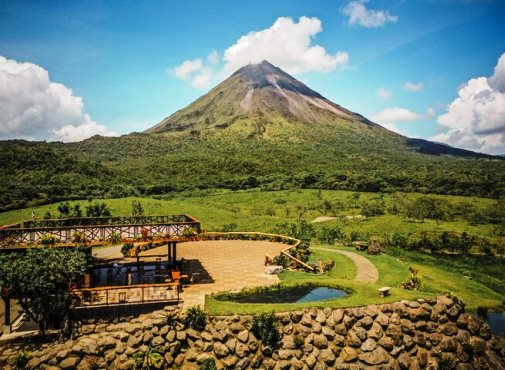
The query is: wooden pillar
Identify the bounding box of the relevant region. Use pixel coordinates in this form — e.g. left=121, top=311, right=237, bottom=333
left=3, top=296, right=11, bottom=334
left=168, top=242, right=172, bottom=262
left=173, top=242, right=177, bottom=264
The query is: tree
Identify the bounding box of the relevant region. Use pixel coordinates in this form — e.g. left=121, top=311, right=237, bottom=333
left=131, top=200, right=144, bottom=217
left=85, top=202, right=112, bottom=217
left=0, top=248, right=87, bottom=335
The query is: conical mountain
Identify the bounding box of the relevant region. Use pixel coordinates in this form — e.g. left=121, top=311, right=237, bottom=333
left=146, top=60, right=389, bottom=137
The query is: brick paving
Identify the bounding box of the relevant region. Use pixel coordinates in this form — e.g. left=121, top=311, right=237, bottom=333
left=140, top=240, right=287, bottom=307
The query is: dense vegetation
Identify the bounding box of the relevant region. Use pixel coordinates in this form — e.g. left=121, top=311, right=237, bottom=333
left=1, top=130, right=505, bottom=212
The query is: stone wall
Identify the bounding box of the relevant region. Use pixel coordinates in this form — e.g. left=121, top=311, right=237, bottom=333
left=0, top=295, right=504, bottom=369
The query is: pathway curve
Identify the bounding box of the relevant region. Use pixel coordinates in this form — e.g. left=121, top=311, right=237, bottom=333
left=313, top=247, right=379, bottom=283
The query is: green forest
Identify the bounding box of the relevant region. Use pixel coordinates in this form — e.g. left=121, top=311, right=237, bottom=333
left=1, top=128, right=504, bottom=212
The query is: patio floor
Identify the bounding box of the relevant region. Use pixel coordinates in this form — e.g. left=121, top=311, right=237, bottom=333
left=137, top=240, right=287, bottom=307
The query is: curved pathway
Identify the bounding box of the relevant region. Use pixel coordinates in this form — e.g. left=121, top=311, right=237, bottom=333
left=313, top=247, right=379, bottom=283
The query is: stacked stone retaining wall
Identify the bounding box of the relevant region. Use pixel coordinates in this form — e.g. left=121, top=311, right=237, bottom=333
left=0, top=295, right=504, bottom=369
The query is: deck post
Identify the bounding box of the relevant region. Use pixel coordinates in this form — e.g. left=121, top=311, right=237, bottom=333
left=2, top=296, right=11, bottom=334
left=173, top=242, right=177, bottom=264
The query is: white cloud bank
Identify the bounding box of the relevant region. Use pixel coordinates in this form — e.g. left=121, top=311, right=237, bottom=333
left=0, top=55, right=116, bottom=142
left=431, top=52, right=505, bottom=155
left=172, top=16, right=349, bottom=88
left=341, top=0, right=398, bottom=28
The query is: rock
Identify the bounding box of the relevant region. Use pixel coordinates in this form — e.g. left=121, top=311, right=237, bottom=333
left=300, top=314, right=312, bottom=327
left=368, top=322, right=384, bottom=340
left=265, top=265, right=283, bottom=274
left=409, top=308, right=430, bottom=321
left=60, top=357, right=80, bottom=370
left=291, top=311, right=303, bottom=323
left=365, top=305, right=379, bottom=318
left=237, top=329, right=249, bottom=343
left=439, top=322, right=458, bottom=336
left=315, top=311, right=326, bottom=324
left=439, top=337, right=458, bottom=352
left=235, top=343, right=250, bottom=358
left=97, top=336, right=116, bottom=351
left=225, top=338, right=237, bottom=353
left=104, top=349, right=116, bottom=364
left=378, top=336, right=394, bottom=351
left=151, top=335, right=165, bottom=347
left=375, top=312, right=389, bottom=328
left=127, top=334, right=142, bottom=349
left=360, top=338, right=377, bottom=352
left=346, top=330, right=362, bottom=347
left=166, top=330, right=176, bottom=342
left=319, top=348, right=336, bottom=365
left=470, top=337, right=487, bottom=354
left=313, top=334, right=328, bottom=349
left=81, top=325, right=95, bottom=335
left=278, top=349, right=292, bottom=360
left=397, top=352, right=411, bottom=369
left=358, top=347, right=389, bottom=365
left=358, top=316, right=373, bottom=329
left=235, top=357, right=250, bottom=369
left=321, top=326, right=335, bottom=340
left=176, top=331, right=187, bottom=342
left=417, top=347, right=428, bottom=368
left=332, top=309, right=344, bottom=324
left=343, top=314, right=356, bottom=329
left=306, top=354, right=317, bottom=368
left=334, top=323, right=347, bottom=336
left=213, top=342, right=229, bottom=358
left=479, top=323, right=492, bottom=340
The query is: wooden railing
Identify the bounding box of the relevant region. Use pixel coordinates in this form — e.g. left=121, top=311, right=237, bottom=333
left=201, top=232, right=314, bottom=271
left=0, top=215, right=201, bottom=248
left=71, top=282, right=180, bottom=307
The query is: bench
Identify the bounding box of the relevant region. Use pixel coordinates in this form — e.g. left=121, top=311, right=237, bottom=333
left=378, top=286, right=391, bottom=298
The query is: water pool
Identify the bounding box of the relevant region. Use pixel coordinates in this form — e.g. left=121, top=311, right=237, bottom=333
left=231, top=286, right=348, bottom=304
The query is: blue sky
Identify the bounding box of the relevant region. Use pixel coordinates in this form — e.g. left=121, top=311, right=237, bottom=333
left=0, top=0, right=504, bottom=153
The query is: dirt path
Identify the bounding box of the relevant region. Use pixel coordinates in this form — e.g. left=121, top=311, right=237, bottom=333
left=313, top=247, right=379, bottom=283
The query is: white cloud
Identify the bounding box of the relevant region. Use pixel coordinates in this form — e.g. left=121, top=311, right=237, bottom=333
left=342, top=0, right=398, bottom=28
left=171, top=16, right=349, bottom=88
left=403, top=81, right=424, bottom=92
left=222, top=16, right=348, bottom=75
left=207, top=50, right=220, bottom=65
left=372, top=107, right=423, bottom=124
left=377, top=88, right=391, bottom=99
left=173, top=58, right=203, bottom=79
left=0, top=55, right=116, bottom=142
left=192, top=68, right=212, bottom=88
left=431, top=52, right=505, bottom=155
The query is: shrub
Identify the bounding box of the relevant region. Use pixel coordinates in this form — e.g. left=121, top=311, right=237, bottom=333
left=72, top=231, right=87, bottom=244
left=476, top=306, right=488, bottom=320
left=185, top=305, right=206, bottom=331
left=272, top=254, right=289, bottom=268
left=121, top=243, right=135, bottom=257
left=251, top=312, right=281, bottom=348
left=109, top=232, right=121, bottom=245
left=200, top=358, right=217, bottom=370
left=317, top=226, right=343, bottom=244
left=132, top=345, right=164, bottom=370
left=13, top=351, right=30, bottom=369
left=40, top=233, right=60, bottom=245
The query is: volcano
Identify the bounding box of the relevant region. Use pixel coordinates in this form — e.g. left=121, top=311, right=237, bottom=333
left=146, top=60, right=389, bottom=137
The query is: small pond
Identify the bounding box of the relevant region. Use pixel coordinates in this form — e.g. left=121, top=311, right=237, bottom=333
left=230, top=286, right=348, bottom=304
left=485, top=312, right=505, bottom=337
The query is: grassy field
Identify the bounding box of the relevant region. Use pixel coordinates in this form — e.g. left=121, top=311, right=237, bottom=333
left=0, top=189, right=497, bottom=236
left=1, top=189, right=503, bottom=313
